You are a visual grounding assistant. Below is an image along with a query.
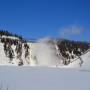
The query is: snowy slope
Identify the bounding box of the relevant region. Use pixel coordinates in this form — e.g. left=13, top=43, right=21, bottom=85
left=0, top=32, right=90, bottom=90
left=0, top=40, right=90, bottom=68
left=62, top=50, right=90, bottom=68
left=0, top=42, right=30, bottom=66
left=29, top=42, right=90, bottom=68
left=0, top=33, right=90, bottom=68
left=0, top=66, right=90, bottom=90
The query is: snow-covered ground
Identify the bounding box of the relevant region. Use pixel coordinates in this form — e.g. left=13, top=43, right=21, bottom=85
left=0, top=66, right=90, bottom=90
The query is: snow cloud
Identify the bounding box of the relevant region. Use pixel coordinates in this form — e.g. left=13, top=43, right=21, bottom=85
left=59, top=25, right=82, bottom=37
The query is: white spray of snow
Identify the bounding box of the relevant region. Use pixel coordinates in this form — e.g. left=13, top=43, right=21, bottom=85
left=30, top=38, right=63, bottom=66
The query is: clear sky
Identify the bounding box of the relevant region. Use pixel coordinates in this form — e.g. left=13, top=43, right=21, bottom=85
left=0, top=0, right=90, bottom=41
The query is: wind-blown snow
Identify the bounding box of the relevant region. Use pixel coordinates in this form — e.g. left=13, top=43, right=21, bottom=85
left=31, top=40, right=62, bottom=66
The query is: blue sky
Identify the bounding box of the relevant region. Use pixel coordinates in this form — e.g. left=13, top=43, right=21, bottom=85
left=0, top=0, right=90, bottom=41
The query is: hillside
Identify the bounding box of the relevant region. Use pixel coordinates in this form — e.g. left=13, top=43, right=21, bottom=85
left=0, top=30, right=90, bottom=68
left=0, top=30, right=30, bottom=66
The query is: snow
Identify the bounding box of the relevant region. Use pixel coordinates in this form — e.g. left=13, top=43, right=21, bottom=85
left=0, top=66, right=90, bottom=90
left=29, top=42, right=90, bottom=68
left=0, top=41, right=90, bottom=68
left=0, top=37, right=90, bottom=90
left=0, top=35, right=90, bottom=68
left=0, top=35, right=19, bottom=40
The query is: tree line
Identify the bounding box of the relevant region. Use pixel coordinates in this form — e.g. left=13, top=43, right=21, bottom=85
left=0, top=30, right=24, bottom=41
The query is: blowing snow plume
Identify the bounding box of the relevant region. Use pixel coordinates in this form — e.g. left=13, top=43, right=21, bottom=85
left=59, top=25, right=82, bottom=39
left=33, top=38, right=63, bottom=66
